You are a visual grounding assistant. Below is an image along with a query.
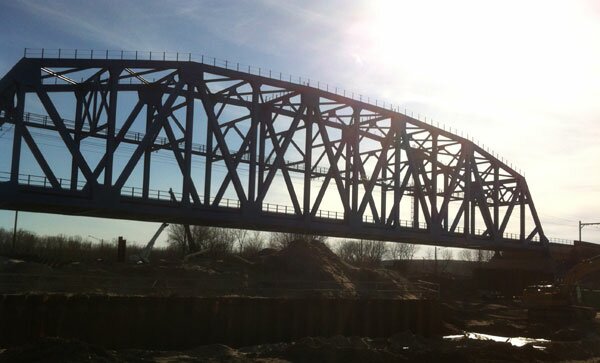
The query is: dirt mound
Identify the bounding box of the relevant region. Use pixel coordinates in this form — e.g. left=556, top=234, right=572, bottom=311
left=0, top=240, right=415, bottom=298
left=0, top=257, right=53, bottom=274
left=252, top=240, right=414, bottom=298
left=257, top=239, right=356, bottom=293
left=184, top=250, right=254, bottom=274
left=349, top=268, right=412, bottom=295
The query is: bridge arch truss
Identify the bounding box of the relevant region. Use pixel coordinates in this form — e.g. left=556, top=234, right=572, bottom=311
left=0, top=54, right=548, bottom=250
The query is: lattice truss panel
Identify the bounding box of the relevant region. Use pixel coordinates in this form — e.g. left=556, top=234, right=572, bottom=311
left=0, top=58, right=547, bottom=248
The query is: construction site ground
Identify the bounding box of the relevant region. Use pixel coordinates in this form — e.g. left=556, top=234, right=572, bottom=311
left=1, top=240, right=599, bottom=362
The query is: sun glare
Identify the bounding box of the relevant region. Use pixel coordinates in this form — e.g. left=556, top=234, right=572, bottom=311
left=351, top=1, right=600, bottom=114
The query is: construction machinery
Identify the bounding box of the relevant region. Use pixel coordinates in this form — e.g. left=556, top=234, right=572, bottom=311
left=128, top=188, right=197, bottom=264
left=168, top=188, right=198, bottom=253
left=129, top=222, right=169, bottom=264
left=522, top=255, right=600, bottom=320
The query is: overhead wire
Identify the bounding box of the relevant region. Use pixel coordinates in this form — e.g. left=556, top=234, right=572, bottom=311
left=10, top=128, right=317, bottom=194
left=0, top=124, right=14, bottom=138
left=2, top=125, right=366, bottom=214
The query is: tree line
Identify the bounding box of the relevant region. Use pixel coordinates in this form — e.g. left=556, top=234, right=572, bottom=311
left=167, top=224, right=421, bottom=267
left=0, top=224, right=493, bottom=267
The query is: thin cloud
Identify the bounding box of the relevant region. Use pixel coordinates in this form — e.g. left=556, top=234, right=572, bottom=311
left=15, top=0, right=152, bottom=50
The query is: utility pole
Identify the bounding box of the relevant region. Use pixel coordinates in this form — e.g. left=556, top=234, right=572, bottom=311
left=434, top=246, right=438, bottom=276
left=579, top=220, right=600, bottom=241
left=12, top=210, right=18, bottom=250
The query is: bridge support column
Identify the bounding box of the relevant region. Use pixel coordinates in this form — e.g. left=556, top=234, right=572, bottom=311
left=10, top=90, right=24, bottom=184
left=303, top=94, right=315, bottom=221
left=70, top=91, right=84, bottom=191
left=104, top=67, right=119, bottom=187
left=182, top=81, right=195, bottom=206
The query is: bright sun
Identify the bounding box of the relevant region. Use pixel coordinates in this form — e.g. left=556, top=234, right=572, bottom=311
left=351, top=0, right=598, bottom=113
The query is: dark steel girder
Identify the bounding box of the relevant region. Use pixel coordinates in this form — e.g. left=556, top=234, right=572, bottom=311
left=0, top=56, right=549, bottom=250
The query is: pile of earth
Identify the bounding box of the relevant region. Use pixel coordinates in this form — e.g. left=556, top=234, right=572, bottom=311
left=0, top=239, right=415, bottom=297
left=0, top=256, right=53, bottom=274
left=253, top=239, right=357, bottom=295
left=183, top=239, right=414, bottom=298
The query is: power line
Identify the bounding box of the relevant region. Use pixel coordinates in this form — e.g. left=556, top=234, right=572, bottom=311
left=0, top=124, right=14, bottom=138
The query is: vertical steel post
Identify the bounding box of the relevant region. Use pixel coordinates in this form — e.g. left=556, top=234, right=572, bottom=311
left=203, top=74, right=213, bottom=206
left=257, top=106, right=266, bottom=199
left=431, top=134, right=438, bottom=232
left=71, top=91, right=84, bottom=190
left=520, top=189, right=526, bottom=241
left=381, top=147, right=387, bottom=224
left=10, top=90, right=25, bottom=183
left=351, top=108, right=360, bottom=217
left=142, top=105, right=152, bottom=199
left=303, top=96, right=313, bottom=219
left=105, top=68, right=118, bottom=187
left=493, top=165, right=500, bottom=236
left=471, top=202, right=476, bottom=235
left=463, top=144, right=471, bottom=236
left=393, top=127, right=402, bottom=225
left=182, top=82, right=194, bottom=205
left=441, top=173, right=447, bottom=230
left=248, top=83, right=260, bottom=207
left=345, top=124, right=352, bottom=218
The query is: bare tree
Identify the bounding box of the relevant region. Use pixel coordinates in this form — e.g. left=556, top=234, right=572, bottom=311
left=231, top=229, right=249, bottom=252
left=441, top=248, right=454, bottom=261
left=459, top=248, right=494, bottom=262
left=0, top=228, right=10, bottom=246
left=168, top=225, right=235, bottom=254
left=480, top=249, right=495, bottom=262
left=386, top=242, right=420, bottom=260
left=425, top=247, right=434, bottom=259
left=423, top=246, right=455, bottom=274
left=239, top=230, right=266, bottom=258
left=268, top=232, right=328, bottom=250
left=336, top=239, right=388, bottom=267
left=459, top=248, right=473, bottom=261
left=168, top=224, right=188, bottom=253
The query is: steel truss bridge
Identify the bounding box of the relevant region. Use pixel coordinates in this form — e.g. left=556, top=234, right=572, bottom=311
left=0, top=49, right=548, bottom=250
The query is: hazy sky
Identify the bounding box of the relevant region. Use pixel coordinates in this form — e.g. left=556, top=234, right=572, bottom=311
left=0, top=0, right=599, bottom=245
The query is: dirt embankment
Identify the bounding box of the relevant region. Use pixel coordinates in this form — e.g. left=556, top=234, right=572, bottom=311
left=0, top=240, right=418, bottom=298
left=4, top=240, right=600, bottom=361
left=245, top=239, right=414, bottom=298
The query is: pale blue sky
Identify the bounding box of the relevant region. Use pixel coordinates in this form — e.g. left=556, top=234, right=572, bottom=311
left=1, top=0, right=600, bottom=245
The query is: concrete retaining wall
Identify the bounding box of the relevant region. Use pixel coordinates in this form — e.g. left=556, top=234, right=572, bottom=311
left=0, top=294, right=440, bottom=349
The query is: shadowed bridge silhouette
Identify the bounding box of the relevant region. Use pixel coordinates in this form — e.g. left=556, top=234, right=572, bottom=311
left=0, top=49, right=551, bottom=250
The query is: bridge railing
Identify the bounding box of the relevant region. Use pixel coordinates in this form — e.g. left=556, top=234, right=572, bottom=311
left=545, top=237, right=574, bottom=245
left=1, top=170, right=571, bottom=243
left=0, top=170, right=434, bottom=233
left=21, top=48, right=524, bottom=176
left=0, top=170, right=348, bottom=220
left=1, top=170, right=572, bottom=244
